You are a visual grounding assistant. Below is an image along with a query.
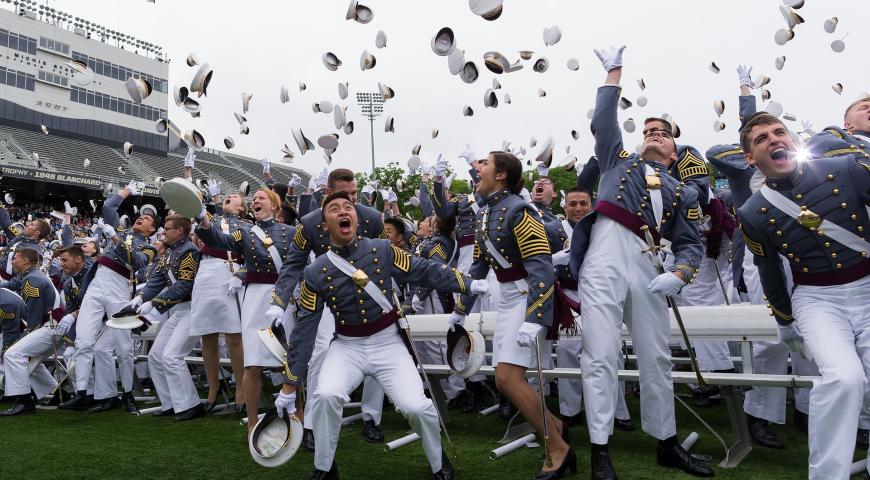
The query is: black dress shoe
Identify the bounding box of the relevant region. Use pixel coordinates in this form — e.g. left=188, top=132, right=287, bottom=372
left=40, top=391, right=63, bottom=407
left=87, top=396, right=120, bottom=412
left=307, top=462, right=339, bottom=480
left=656, top=442, right=715, bottom=477
left=858, top=428, right=869, bottom=450
left=174, top=404, right=204, bottom=422
left=433, top=451, right=454, bottom=480
left=532, top=448, right=577, bottom=480
left=591, top=447, right=617, bottom=480
left=692, top=385, right=721, bottom=408
left=152, top=408, right=175, bottom=417
left=303, top=428, right=316, bottom=453
left=462, top=381, right=485, bottom=413
left=614, top=418, right=635, bottom=432
left=499, top=395, right=518, bottom=421
left=0, top=398, right=36, bottom=416
left=121, top=391, right=139, bottom=415
left=361, top=419, right=384, bottom=443
left=447, top=390, right=468, bottom=410
left=59, top=391, right=91, bottom=411
left=747, top=415, right=784, bottom=449
left=793, top=409, right=808, bottom=433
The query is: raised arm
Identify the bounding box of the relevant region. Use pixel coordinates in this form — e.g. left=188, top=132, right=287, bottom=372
left=576, top=156, right=600, bottom=192
left=591, top=46, right=627, bottom=172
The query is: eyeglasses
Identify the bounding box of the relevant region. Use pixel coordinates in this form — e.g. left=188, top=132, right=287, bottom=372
left=642, top=128, right=673, bottom=139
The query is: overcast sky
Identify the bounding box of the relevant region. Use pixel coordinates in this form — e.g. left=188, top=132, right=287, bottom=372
left=47, top=0, right=870, bottom=179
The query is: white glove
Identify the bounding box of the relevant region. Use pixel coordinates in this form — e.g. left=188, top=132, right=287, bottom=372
left=64, top=201, right=77, bottom=217
left=184, top=147, right=196, bottom=167
left=515, top=322, right=545, bottom=348
left=519, top=188, right=532, bottom=204
left=387, top=190, right=398, bottom=203
left=801, top=120, right=814, bottom=135
left=317, top=167, right=329, bottom=189
left=137, top=301, right=154, bottom=316
left=265, top=305, right=285, bottom=327
left=379, top=189, right=390, bottom=202
left=206, top=179, right=221, bottom=197
left=129, top=295, right=143, bottom=309
left=433, top=153, right=449, bottom=178
left=448, top=312, right=466, bottom=332
left=125, top=181, right=140, bottom=196
left=594, top=45, right=626, bottom=72
left=458, top=144, right=476, bottom=165
left=55, top=314, right=75, bottom=336
left=307, top=176, right=317, bottom=192
left=469, top=279, right=491, bottom=296
left=227, top=276, right=243, bottom=295
left=196, top=205, right=207, bottom=221
left=778, top=323, right=812, bottom=361
left=552, top=249, right=571, bottom=266
left=261, top=158, right=270, bottom=174
left=420, top=158, right=432, bottom=176
left=736, top=64, right=753, bottom=88
left=275, top=390, right=297, bottom=418
left=647, top=272, right=686, bottom=297
left=411, top=294, right=424, bottom=314
left=101, top=223, right=117, bottom=239
left=362, top=184, right=375, bottom=196
left=288, top=174, right=301, bottom=189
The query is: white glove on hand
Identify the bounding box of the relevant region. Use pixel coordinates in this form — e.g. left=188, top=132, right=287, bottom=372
left=227, top=276, right=243, bottom=295
left=101, top=223, right=117, bottom=239
left=433, top=153, right=449, bottom=178
left=184, top=147, right=196, bottom=167
left=458, top=144, right=476, bottom=165
left=265, top=305, right=285, bottom=327
left=411, top=295, right=423, bottom=314
left=196, top=205, right=207, bottom=221
left=594, top=45, right=626, bottom=72
left=137, top=301, right=154, bottom=316
left=515, top=322, right=545, bottom=348
left=206, top=179, right=221, bottom=197
left=801, top=120, right=814, bottom=135
left=552, top=249, right=571, bottom=266
left=379, top=189, right=390, bottom=202
left=647, top=272, right=686, bottom=297
left=288, top=174, right=301, bottom=189
left=275, top=390, right=297, bottom=418
left=125, top=181, right=140, bottom=196
left=469, top=279, right=491, bottom=296
left=448, top=312, right=465, bottom=332
left=420, top=158, right=432, bottom=176
left=129, top=295, right=143, bottom=309
left=362, top=184, right=375, bottom=196
left=261, top=158, right=270, bottom=174
left=519, top=188, right=532, bottom=204
left=55, top=314, right=75, bottom=336
left=307, top=176, right=317, bottom=192
left=64, top=201, right=78, bottom=217
left=387, top=190, right=398, bottom=203
left=778, top=323, right=812, bottom=361
left=736, top=65, right=753, bottom=88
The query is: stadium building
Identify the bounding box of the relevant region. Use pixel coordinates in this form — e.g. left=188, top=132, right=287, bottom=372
left=0, top=1, right=305, bottom=218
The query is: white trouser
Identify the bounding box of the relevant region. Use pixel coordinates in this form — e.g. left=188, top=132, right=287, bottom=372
left=305, top=308, right=384, bottom=429
left=312, top=327, right=442, bottom=473
left=73, top=267, right=134, bottom=398
left=579, top=217, right=675, bottom=444
left=148, top=303, right=199, bottom=412
left=793, top=275, right=870, bottom=480
left=3, top=326, right=58, bottom=398
left=741, top=246, right=819, bottom=422
left=414, top=294, right=465, bottom=400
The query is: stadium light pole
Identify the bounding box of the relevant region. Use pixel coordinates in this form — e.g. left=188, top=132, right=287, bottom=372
left=356, top=92, right=384, bottom=175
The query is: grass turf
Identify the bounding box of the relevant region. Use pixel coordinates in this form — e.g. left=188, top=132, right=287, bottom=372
left=0, top=384, right=820, bottom=479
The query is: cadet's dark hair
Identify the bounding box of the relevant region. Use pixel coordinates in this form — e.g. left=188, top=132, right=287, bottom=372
left=327, top=168, right=355, bottom=189
left=32, top=218, right=51, bottom=240
left=165, top=214, right=192, bottom=237
left=15, top=247, right=39, bottom=265
left=54, top=245, right=85, bottom=260
left=434, top=213, right=456, bottom=235
left=384, top=217, right=406, bottom=237
left=643, top=117, right=674, bottom=135
left=739, top=112, right=786, bottom=153
left=320, top=191, right=353, bottom=222
left=566, top=186, right=591, bottom=198
left=279, top=202, right=297, bottom=226
left=272, top=183, right=289, bottom=203
left=489, top=151, right=524, bottom=195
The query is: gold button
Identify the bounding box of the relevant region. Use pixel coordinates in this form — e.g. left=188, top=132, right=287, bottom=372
left=831, top=252, right=837, bottom=258
left=636, top=212, right=642, bottom=217
left=340, top=321, right=346, bottom=325
left=859, top=226, right=865, bottom=232
left=795, top=194, right=803, bottom=200
left=322, top=267, right=327, bottom=272
left=782, top=243, right=788, bottom=249
left=359, top=299, right=364, bottom=304
left=836, top=263, right=843, bottom=269
left=776, top=230, right=783, bottom=237
left=761, top=208, right=768, bottom=213
left=787, top=253, right=794, bottom=259
left=373, top=258, right=378, bottom=263
left=537, top=313, right=542, bottom=318
left=539, top=282, right=545, bottom=288
left=619, top=186, right=625, bottom=191
left=852, top=214, right=858, bottom=221
left=768, top=218, right=776, bottom=225
left=376, top=268, right=381, bottom=274
left=327, top=276, right=333, bottom=281
left=362, top=319, right=367, bottom=324
left=616, top=195, right=623, bottom=201
left=824, top=242, right=831, bottom=248
left=802, top=267, right=809, bottom=273
left=827, top=174, right=835, bottom=181
left=833, top=188, right=840, bottom=195
left=840, top=202, right=848, bottom=209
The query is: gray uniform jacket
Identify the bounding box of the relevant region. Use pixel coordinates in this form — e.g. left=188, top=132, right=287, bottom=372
left=2, top=266, right=56, bottom=331
left=196, top=217, right=294, bottom=288
left=808, top=126, right=870, bottom=160
left=414, top=231, right=457, bottom=311
left=91, top=193, right=156, bottom=284
left=140, top=240, right=200, bottom=313
left=0, top=207, right=42, bottom=279
left=0, top=287, right=26, bottom=352
left=433, top=169, right=483, bottom=243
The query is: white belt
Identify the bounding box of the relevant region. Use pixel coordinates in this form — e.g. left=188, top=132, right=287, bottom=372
left=326, top=250, right=393, bottom=313
left=760, top=185, right=870, bottom=255
left=251, top=225, right=284, bottom=271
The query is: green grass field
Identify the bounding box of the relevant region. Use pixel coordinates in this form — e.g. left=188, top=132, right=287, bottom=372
left=0, top=384, right=829, bottom=480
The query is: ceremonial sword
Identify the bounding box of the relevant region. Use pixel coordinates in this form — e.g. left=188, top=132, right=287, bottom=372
left=640, top=225, right=706, bottom=385
left=392, top=292, right=460, bottom=470
left=533, top=337, right=553, bottom=468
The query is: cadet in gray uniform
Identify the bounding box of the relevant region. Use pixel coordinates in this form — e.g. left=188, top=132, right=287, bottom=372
left=61, top=183, right=157, bottom=413
left=807, top=96, right=870, bottom=160
left=196, top=188, right=294, bottom=433
left=570, top=46, right=710, bottom=479
left=136, top=215, right=202, bottom=421
left=432, top=150, right=481, bottom=275
left=275, top=191, right=488, bottom=480
left=0, top=247, right=58, bottom=414
left=0, top=208, right=50, bottom=281
left=737, top=111, right=870, bottom=480
left=267, top=168, right=387, bottom=446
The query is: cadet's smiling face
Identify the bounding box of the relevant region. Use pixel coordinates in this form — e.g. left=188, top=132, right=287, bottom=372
left=251, top=191, right=275, bottom=221
left=745, top=121, right=798, bottom=179
left=845, top=100, right=870, bottom=134
left=324, top=197, right=357, bottom=246
left=641, top=120, right=678, bottom=165
left=564, top=191, right=592, bottom=222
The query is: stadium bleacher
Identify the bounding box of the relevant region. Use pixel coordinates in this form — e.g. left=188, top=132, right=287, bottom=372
left=0, top=123, right=307, bottom=196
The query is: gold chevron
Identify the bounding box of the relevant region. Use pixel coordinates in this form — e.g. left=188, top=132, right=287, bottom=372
left=299, top=280, right=317, bottom=312
left=231, top=230, right=243, bottom=242
left=515, top=210, right=550, bottom=259
left=677, top=150, right=708, bottom=179
left=177, top=252, right=198, bottom=281
left=686, top=207, right=700, bottom=221
left=525, top=285, right=554, bottom=317
left=741, top=225, right=765, bottom=257
left=391, top=245, right=410, bottom=272
left=21, top=281, right=40, bottom=301
left=292, top=225, right=307, bottom=249
left=0, top=307, right=15, bottom=320
left=429, top=244, right=447, bottom=260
